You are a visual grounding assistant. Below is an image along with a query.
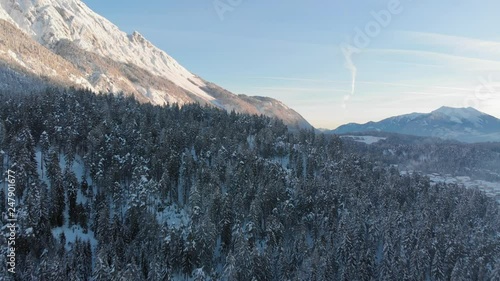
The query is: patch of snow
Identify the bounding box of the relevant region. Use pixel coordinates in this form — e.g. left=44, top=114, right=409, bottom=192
left=69, top=73, right=94, bottom=89
left=52, top=225, right=98, bottom=250
left=25, top=227, right=33, bottom=235
left=406, top=171, right=500, bottom=204
left=247, top=135, right=255, bottom=150
left=157, top=205, right=190, bottom=234
left=7, top=49, right=27, bottom=68
left=342, top=135, right=386, bottom=145
left=449, top=116, right=462, bottom=124
left=433, top=106, right=484, bottom=126
left=60, top=154, right=91, bottom=184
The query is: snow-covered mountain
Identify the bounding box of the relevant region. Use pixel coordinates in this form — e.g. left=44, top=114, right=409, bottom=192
left=331, top=106, right=500, bottom=143
left=0, top=0, right=312, bottom=129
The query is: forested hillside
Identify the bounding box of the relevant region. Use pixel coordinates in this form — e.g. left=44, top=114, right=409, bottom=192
left=341, top=132, right=500, bottom=182
left=0, top=89, right=499, bottom=280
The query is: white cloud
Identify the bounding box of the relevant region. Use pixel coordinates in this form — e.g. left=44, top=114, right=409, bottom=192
left=358, top=81, right=473, bottom=92
left=248, top=76, right=340, bottom=83
left=253, top=86, right=352, bottom=94
left=368, top=48, right=500, bottom=71
left=397, top=31, right=500, bottom=58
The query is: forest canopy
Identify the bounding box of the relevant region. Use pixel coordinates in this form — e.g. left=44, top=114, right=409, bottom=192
left=0, top=88, right=499, bottom=280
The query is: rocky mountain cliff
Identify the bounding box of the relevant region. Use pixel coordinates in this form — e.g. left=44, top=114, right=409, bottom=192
left=0, top=0, right=312, bottom=129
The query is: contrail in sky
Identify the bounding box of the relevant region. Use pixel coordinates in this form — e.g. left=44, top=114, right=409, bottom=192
left=341, top=44, right=358, bottom=107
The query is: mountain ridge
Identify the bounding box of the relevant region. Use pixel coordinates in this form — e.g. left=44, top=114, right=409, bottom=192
left=0, top=0, right=312, bottom=129
left=331, top=106, right=500, bottom=143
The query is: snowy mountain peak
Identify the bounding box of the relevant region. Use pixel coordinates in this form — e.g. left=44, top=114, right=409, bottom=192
left=431, top=106, right=484, bottom=124
left=332, top=106, right=500, bottom=143
left=0, top=0, right=313, bottom=129
left=433, top=106, right=482, bottom=116
left=0, top=0, right=212, bottom=100
left=128, top=31, right=155, bottom=49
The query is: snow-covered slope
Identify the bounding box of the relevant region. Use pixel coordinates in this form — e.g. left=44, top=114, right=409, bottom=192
left=430, top=106, right=484, bottom=124
left=0, top=0, right=312, bottom=129
left=331, top=107, right=500, bottom=143
left=0, top=0, right=212, bottom=101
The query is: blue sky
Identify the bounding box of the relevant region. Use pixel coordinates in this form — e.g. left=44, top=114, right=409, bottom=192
left=84, top=0, right=500, bottom=129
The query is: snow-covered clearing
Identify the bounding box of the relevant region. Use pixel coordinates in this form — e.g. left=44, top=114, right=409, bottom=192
left=342, top=135, right=386, bottom=144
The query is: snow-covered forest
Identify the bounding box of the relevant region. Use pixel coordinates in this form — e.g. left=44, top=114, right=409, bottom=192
left=0, top=89, right=499, bottom=280
left=341, top=132, right=500, bottom=183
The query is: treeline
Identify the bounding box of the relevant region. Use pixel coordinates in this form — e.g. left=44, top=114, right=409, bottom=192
left=0, top=88, right=499, bottom=280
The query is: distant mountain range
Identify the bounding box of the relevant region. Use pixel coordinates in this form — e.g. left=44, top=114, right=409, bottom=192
left=0, top=0, right=312, bottom=129
left=330, top=106, right=500, bottom=143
